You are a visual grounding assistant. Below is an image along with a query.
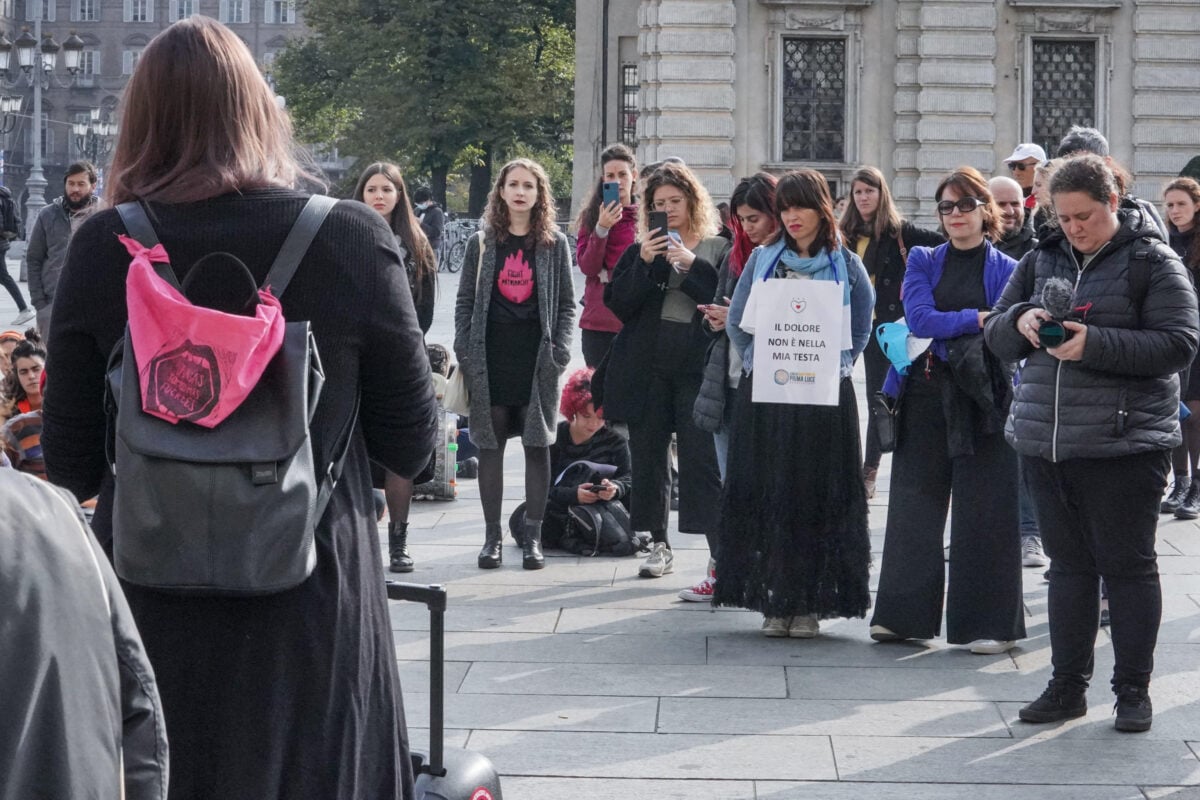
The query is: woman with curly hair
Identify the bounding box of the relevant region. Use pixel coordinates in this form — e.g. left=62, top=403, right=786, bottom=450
left=602, top=161, right=729, bottom=580
left=870, top=166, right=1025, bottom=654
left=455, top=158, right=575, bottom=570
left=354, top=161, right=439, bottom=573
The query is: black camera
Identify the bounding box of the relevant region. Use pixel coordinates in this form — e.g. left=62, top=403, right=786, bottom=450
left=1037, top=320, right=1073, bottom=348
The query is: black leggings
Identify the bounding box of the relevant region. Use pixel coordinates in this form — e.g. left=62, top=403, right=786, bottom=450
left=478, top=405, right=550, bottom=526
left=0, top=259, right=28, bottom=311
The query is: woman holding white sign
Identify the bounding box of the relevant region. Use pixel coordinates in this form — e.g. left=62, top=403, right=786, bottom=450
left=869, top=166, right=1026, bottom=654
left=713, top=170, right=875, bottom=638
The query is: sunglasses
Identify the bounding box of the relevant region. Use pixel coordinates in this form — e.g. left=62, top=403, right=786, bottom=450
left=936, top=197, right=986, bottom=216
left=1008, top=162, right=1034, bottom=172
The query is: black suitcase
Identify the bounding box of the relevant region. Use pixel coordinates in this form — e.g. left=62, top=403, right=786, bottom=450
left=386, top=582, right=504, bottom=800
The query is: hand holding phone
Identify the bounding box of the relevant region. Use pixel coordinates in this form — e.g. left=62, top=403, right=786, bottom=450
left=642, top=211, right=671, bottom=263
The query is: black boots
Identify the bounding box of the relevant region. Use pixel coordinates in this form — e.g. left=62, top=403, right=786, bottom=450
left=1162, top=475, right=1190, bottom=513
left=478, top=523, right=503, bottom=569
left=1175, top=478, right=1200, bottom=520
left=387, top=522, right=413, bottom=573
left=522, top=520, right=545, bottom=570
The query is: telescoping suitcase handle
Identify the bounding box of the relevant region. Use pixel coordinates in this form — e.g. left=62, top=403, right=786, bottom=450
left=386, top=581, right=448, bottom=778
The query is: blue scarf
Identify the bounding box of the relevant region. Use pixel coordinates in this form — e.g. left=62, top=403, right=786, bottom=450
left=751, top=239, right=851, bottom=308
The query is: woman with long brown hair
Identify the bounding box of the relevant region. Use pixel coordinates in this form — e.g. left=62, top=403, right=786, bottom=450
left=41, top=16, right=438, bottom=800
left=602, top=161, right=728, bottom=580
left=838, top=166, right=943, bottom=497
left=355, top=161, right=438, bottom=573
left=454, top=157, right=575, bottom=570
left=713, top=169, right=874, bottom=637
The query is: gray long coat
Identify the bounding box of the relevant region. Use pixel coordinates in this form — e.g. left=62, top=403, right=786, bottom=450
left=454, top=229, right=576, bottom=448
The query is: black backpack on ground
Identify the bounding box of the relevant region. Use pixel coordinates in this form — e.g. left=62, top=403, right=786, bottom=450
left=105, top=195, right=357, bottom=595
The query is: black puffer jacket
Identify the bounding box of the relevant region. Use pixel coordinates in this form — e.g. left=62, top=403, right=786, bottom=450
left=859, top=221, right=944, bottom=323
left=984, top=205, right=1199, bottom=462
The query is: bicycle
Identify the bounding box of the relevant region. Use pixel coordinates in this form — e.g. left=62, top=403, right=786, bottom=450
left=440, top=217, right=480, bottom=273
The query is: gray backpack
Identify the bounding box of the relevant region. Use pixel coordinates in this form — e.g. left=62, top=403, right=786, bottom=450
left=105, top=195, right=355, bottom=595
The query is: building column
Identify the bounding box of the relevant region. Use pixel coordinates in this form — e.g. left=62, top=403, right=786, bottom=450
left=638, top=0, right=737, bottom=201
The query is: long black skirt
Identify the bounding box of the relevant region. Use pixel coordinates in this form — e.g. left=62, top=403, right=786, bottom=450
left=712, top=375, right=872, bottom=619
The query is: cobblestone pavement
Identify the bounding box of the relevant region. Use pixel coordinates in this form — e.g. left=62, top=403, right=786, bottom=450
left=10, top=255, right=1200, bottom=798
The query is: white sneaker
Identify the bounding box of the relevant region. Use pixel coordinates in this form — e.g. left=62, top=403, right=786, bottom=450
left=638, top=542, right=674, bottom=578
left=11, top=307, right=34, bottom=326
left=789, top=614, right=819, bottom=638
left=761, top=616, right=790, bottom=637
left=1022, top=536, right=1049, bottom=567
left=678, top=557, right=716, bottom=602
left=969, top=639, right=1016, bottom=655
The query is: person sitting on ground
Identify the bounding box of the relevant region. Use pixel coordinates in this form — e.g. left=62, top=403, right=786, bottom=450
left=0, top=328, right=23, bottom=379
left=539, top=368, right=632, bottom=549
left=0, top=332, right=44, bottom=425
left=0, top=468, right=168, bottom=800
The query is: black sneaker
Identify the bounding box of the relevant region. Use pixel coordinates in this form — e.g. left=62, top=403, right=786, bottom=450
left=1161, top=477, right=1190, bottom=514
left=1175, top=478, right=1200, bottom=520
left=1019, top=682, right=1087, bottom=723
left=1113, top=685, right=1152, bottom=732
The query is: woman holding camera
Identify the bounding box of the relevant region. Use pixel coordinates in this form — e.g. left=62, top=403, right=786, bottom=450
left=986, top=155, right=1198, bottom=732
left=869, top=167, right=1025, bottom=655
left=603, top=161, right=728, bottom=579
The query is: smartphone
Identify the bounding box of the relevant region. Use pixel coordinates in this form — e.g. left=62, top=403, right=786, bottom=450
left=602, top=181, right=621, bottom=206
left=648, top=211, right=669, bottom=239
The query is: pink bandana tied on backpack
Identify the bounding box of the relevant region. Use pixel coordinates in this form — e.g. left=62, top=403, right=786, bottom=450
left=121, top=234, right=285, bottom=428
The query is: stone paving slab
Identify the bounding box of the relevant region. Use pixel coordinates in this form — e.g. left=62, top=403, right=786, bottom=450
left=658, top=697, right=1009, bottom=738
left=458, top=661, right=787, bottom=698
left=402, top=691, right=658, bottom=733
left=786, top=665, right=1045, bottom=702
left=392, top=629, right=709, bottom=665
left=753, top=783, right=1148, bottom=799
left=389, top=601, right=562, bottom=634
left=394, top=659, right=472, bottom=693
left=501, top=777, right=757, bottom=799
left=555, top=605, right=760, bottom=635
left=831, top=735, right=1200, bottom=785
left=706, top=629, right=1022, bottom=670
left=406, top=727, right=471, bottom=753
left=464, top=730, right=839, bottom=780
left=997, top=696, right=1200, bottom=742
left=419, top=582, right=748, bottom=611
left=1143, top=787, right=1200, bottom=799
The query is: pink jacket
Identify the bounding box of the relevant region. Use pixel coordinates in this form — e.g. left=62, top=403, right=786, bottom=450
left=576, top=205, right=638, bottom=333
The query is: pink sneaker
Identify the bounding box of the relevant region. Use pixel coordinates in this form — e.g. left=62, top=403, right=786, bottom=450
left=678, top=558, right=716, bottom=602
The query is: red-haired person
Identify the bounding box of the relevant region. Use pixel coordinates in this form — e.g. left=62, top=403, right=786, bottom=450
left=715, top=170, right=875, bottom=638
left=540, top=368, right=632, bottom=546
left=870, top=167, right=1025, bottom=655
left=574, top=144, right=638, bottom=366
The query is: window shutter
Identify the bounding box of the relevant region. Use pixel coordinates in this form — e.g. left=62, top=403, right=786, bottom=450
left=70, top=0, right=78, bottom=21
left=45, top=0, right=54, bottom=20
left=240, top=0, right=248, bottom=22
left=218, top=0, right=227, bottom=21
left=286, top=0, right=294, bottom=22
left=144, top=0, right=151, bottom=21
left=168, top=0, right=176, bottom=18
left=91, top=49, right=100, bottom=74
left=122, top=0, right=131, bottom=21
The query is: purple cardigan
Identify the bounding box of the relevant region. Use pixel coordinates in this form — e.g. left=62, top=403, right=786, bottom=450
left=882, top=241, right=1016, bottom=396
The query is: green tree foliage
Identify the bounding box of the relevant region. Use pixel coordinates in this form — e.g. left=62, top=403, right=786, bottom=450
left=277, top=0, right=574, bottom=213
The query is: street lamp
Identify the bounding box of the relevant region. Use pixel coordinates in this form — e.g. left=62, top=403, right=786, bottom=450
left=73, top=106, right=116, bottom=166
left=0, top=22, right=84, bottom=226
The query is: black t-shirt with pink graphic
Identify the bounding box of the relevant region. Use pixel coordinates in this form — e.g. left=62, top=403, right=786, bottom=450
left=489, top=235, right=539, bottom=323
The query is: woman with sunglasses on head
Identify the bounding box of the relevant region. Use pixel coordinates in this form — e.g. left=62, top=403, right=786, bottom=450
left=839, top=167, right=944, bottom=498
left=713, top=169, right=875, bottom=637
left=869, top=166, right=1026, bottom=655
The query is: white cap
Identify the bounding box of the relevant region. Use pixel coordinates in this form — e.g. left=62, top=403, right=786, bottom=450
left=1004, top=143, right=1047, bottom=164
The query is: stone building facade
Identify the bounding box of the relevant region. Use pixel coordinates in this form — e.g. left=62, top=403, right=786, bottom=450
left=0, top=0, right=305, bottom=215
left=573, top=0, right=1200, bottom=223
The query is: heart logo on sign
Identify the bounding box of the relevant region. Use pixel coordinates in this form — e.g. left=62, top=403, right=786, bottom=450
left=791, top=298, right=807, bottom=314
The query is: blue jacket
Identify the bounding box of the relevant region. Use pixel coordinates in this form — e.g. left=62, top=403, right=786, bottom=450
left=902, top=241, right=1017, bottom=361
left=728, top=245, right=875, bottom=379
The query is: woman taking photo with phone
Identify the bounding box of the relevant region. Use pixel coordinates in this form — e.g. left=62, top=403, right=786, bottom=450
left=870, top=166, right=1025, bottom=655
left=355, top=161, right=438, bottom=573
left=455, top=158, right=575, bottom=571
left=603, top=161, right=728, bottom=580
left=839, top=166, right=943, bottom=498
left=574, top=144, right=638, bottom=367
left=713, top=169, right=874, bottom=637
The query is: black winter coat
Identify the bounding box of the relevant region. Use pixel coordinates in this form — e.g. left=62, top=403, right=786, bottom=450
left=693, top=253, right=739, bottom=432
left=996, top=225, right=1038, bottom=262
left=984, top=205, right=1199, bottom=462
left=601, top=239, right=725, bottom=423
left=859, top=221, right=944, bottom=323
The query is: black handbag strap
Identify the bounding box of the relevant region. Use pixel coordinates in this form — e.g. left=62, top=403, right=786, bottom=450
left=116, top=194, right=337, bottom=298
